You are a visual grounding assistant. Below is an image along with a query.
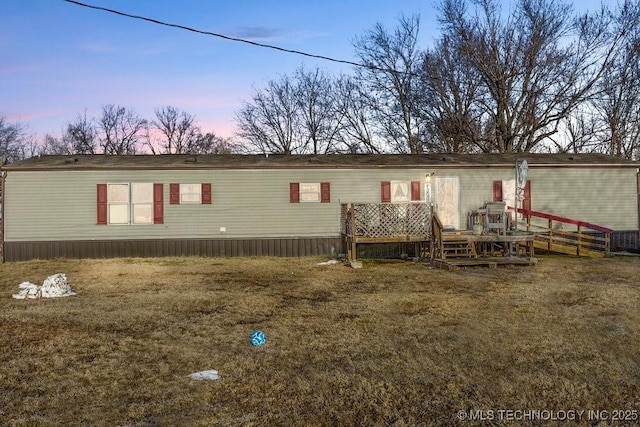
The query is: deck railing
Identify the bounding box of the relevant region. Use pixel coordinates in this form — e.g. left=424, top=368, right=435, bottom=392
left=430, top=212, right=444, bottom=260
left=341, top=203, right=431, bottom=242
left=511, top=207, right=611, bottom=256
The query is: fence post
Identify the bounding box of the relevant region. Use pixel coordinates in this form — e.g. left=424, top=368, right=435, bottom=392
left=548, top=218, right=553, bottom=251
left=350, top=204, right=357, bottom=261
left=577, top=224, right=582, bottom=256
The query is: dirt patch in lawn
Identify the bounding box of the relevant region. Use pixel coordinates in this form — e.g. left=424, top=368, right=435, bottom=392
left=1, top=255, right=639, bottom=425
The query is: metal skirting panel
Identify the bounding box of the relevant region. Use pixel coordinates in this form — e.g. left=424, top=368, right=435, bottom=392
left=3, top=237, right=343, bottom=262
left=611, top=230, right=639, bottom=252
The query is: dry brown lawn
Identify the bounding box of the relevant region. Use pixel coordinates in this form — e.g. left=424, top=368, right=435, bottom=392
left=0, top=255, right=639, bottom=426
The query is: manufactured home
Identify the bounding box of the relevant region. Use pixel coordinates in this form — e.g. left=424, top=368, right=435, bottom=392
left=0, top=153, right=638, bottom=261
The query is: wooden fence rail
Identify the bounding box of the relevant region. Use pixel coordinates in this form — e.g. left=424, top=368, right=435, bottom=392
left=511, top=207, right=611, bottom=256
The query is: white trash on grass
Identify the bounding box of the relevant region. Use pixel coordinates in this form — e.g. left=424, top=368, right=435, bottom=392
left=13, top=282, right=41, bottom=299
left=12, top=273, right=77, bottom=299
left=316, top=259, right=340, bottom=266
left=189, top=369, right=219, bottom=380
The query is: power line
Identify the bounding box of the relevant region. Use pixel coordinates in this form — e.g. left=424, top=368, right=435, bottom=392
left=62, top=0, right=627, bottom=104
left=63, top=0, right=377, bottom=71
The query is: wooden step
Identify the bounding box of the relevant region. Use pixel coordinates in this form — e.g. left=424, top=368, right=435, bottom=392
left=442, top=241, right=477, bottom=258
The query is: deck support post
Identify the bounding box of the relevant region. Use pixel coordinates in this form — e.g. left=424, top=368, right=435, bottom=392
left=349, top=204, right=357, bottom=262
left=577, top=224, right=582, bottom=256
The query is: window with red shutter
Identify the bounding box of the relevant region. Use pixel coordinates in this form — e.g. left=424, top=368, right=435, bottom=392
left=290, top=183, right=300, bottom=203
left=153, top=183, right=163, bottom=224
left=97, top=184, right=107, bottom=225
left=201, top=183, right=212, bottom=204
left=320, top=182, right=330, bottom=203
left=381, top=181, right=391, bottom=202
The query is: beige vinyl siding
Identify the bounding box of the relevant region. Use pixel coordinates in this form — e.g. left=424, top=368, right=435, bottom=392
left=524, top=167, right=637, bottom=230
left=4, top=166, right=637, bottom=242
left=433, top=166, right=637, bottom=231
left=4, top=169, right=428, bottom=242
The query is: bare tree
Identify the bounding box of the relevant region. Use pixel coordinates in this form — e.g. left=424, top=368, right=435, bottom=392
left=294, top=67, right=342, bottom=154
left=97, top=105, right=147, bottom=155
left=353, top=14, right=425, bottom=153
left=587, top=0, right=640, bottom=159
left=333, top=74, right=382, bottom=153
left=38, top=134, right=72, bottom=155
left=435, top=0, right=627, bottom=153
left=39, top=111, right=99, bottom=155
left=193, top=132, right=238, bottom=154
left=0, top=116, right=30, bottom=163
left=149, top=106, right=201, bottom=154
left=235, top=76, right=302, bottom=154
left=547, top=112, right=602, bottom=154
left=419, top=36, right=484, bottom=152
left=65, top=110, right=97, bottom=154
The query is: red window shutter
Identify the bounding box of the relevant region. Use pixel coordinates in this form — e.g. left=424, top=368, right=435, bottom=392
left=169, top=183, right=180, bottom=204
left=290, top=183, right=300, bottom=203
left=381, top=181, right=391, bottom=202
left=320, top=182, right=330, bottom=203
left=201, top=183, right=212, bottom=204
left=411, top=181, right=421, bottom=201
left=97, top=184, right=107, bottom=225
left=522, top=180, right=531, bottom=212
left=493, top=180, right=503, bottom=202
left=153, top=183, right=164, bottom=224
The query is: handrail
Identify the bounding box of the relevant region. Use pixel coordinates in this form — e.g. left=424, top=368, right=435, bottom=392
left=431, top=212, right=444, bottom=260
left=432, top=211, right=443, bottom=232
left=508, top=207, right=613, bottom=234
left=508, top=206, right=611, bottom=256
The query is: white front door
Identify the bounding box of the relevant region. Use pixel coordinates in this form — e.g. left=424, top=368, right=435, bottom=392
left=435, top=177, right=460, bottom=229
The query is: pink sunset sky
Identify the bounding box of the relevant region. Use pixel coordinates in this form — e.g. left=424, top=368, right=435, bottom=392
left=1, top=0, right=607, bottom=141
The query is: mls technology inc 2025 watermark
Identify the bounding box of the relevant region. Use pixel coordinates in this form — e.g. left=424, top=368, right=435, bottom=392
left=457, top=409, right=638, bottom=423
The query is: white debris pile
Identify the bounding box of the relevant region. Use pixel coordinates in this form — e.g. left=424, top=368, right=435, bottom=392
left=189, top=369, right=219, bottom=381
left=316, top=259, right=340, bottom=266
left=12, top=273, right=77, bottom=299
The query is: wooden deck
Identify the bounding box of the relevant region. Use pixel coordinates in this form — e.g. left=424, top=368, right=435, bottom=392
left=341, top=202, right=611, bottom=268
left=432, top=256, right=538, bottom=270
left=341, top=202, right=430, bottom=262
left=432, top=228, right=537, bottom=269
left=440, top=230, right=536, bottom=257
left=430, top=211, right=537, bottom=269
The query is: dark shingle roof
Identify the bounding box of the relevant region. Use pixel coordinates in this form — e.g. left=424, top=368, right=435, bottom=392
left=3, top=153, right=638, bottom=171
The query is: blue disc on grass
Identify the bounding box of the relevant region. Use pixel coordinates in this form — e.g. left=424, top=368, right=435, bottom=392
left=250, top=330, right=266, bottom=346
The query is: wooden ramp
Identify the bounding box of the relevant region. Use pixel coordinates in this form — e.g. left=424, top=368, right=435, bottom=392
left=533, top=239, right=605, bottom=258
left=513, top=207, right=612, bottom=258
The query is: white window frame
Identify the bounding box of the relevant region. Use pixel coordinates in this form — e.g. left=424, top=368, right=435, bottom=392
left=299, top=182, right=321, bottom=203
left=108, top=183, right=130, bottom=225
left=107, top=182, right=154, bottom=225
left=131, top=183, right=153, bottom=224
left=390, top=181, right=410, bottom=202
left=180, top=183, right=201, bottom=204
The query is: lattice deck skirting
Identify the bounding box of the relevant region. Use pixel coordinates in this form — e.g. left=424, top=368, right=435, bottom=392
left=341, top=202, right=431, bottom=241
